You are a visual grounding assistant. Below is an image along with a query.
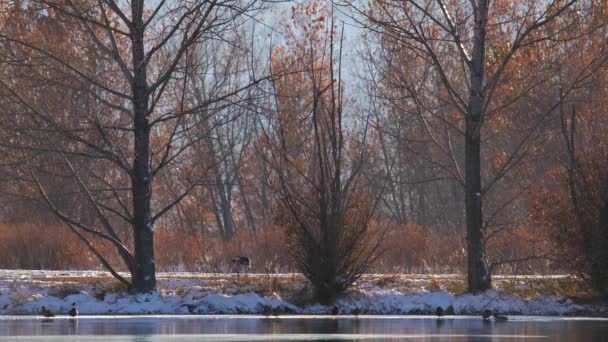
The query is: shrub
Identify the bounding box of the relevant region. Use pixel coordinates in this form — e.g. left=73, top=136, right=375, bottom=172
left=530, top=153, right=608, bottom=298
left=275, top=188, right=383, bottom=305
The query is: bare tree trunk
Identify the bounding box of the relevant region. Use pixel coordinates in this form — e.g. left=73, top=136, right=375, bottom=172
left=204, top=127, right=236, bottom=241
left=220, top=194, right=236, bottom=240
left=233, top=154, right=257, bottom=235
left=130, top=4, right=155, bottom=293
left=466, top=0, right=491, bottom=292
left=259, top=152, right=272, bottom=226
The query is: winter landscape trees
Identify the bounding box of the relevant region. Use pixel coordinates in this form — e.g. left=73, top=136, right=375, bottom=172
left=264, top=3, right=382, bottom=304
left=357, top=0, right=600, bottom=293
left=0, top=0, right=266, bottom=293
left=0, top=0, right=607, bottom=303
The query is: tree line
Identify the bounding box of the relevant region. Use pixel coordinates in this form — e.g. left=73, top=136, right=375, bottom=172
left=0, top=0, right=606, bottom=302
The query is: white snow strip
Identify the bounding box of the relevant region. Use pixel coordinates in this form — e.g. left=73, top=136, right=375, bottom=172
left=0, top=270, right=604, bottom=316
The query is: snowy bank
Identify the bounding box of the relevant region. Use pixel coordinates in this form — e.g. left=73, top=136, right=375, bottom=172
left=0, top=270, right=605, bottom=316
left=331, top=288, right=595, bottom=316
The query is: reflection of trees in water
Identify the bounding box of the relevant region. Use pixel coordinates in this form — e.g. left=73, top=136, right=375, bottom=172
left=9, top=317, right=608, bottom=341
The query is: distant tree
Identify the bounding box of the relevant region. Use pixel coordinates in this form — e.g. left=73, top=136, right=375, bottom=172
left=186, top=37, right=260, bottom=240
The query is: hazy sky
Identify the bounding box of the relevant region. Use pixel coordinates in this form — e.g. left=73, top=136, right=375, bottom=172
left=257, top=0, right=369, bottom=93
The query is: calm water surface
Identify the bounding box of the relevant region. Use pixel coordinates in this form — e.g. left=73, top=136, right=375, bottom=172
left=0, top=315, right=607, bottom=341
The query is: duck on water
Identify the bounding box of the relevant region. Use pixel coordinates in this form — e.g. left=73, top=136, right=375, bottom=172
left=483, top=309, right=508, bottom=321
left=40, top=307, right=54, bottom=318
left=69, top=304, right=78, bottom=318
left=39, top=305, right=79, bottom=318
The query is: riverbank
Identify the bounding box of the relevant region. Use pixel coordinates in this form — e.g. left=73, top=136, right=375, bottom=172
left=0, top=270, right=605, bottom=316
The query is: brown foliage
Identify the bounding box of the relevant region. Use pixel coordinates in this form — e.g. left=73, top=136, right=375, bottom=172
left=154, top=230, right=205, bottom=272
left=486, top=224, right=555, bottom=275
left=376, top=224, right=428, bottom=273
left=0, top=223, right=100, bottom=270
left=374, top=224, right=466, bottom=274
left=0, top=223, right=292, bottom=273
left=530, top=155, right=608, bottom=297
left=1, top=221, right=563, bottom=278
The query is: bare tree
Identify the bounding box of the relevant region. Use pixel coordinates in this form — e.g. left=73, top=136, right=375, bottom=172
left=262, top=5, right=383, bottom=304
left=354, top=0, right=588, bottom=291
left=557, top=47, right=608, bottom=297
left=187, top=38, right=260, bottom=240
left=0, top=0, right=266, bottom=292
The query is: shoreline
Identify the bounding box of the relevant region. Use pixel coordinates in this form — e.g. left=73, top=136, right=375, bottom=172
left=1, top=270, right=606, bottom=317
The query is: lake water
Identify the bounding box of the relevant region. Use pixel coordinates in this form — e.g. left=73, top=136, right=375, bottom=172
left=1, top=315, right=607, bottom=341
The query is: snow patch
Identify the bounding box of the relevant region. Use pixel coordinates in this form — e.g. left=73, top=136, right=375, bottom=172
left=192, top=293, right=299, bottom=314
left=329, top=288, right=589, bottom=316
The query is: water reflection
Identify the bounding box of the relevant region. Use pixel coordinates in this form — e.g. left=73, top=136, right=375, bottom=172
left=0, top=316, right=607, bottom=341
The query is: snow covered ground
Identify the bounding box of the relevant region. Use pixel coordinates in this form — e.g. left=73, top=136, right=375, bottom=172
left=0, top=270, right=605, bottom=316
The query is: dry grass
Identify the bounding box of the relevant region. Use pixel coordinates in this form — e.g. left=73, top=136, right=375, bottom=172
left=93, top=280, right=130, bottom=301
left=374, top=274, right=399, bottom=287
left=427, top=278, right=442, bottom=291
left=47, top=286, right=82, bottom=298
left=496, top=276, right=589, bottom=300
left=443, top=279, right=467, bottom=295
left=31, top=276, right=117, bottom=285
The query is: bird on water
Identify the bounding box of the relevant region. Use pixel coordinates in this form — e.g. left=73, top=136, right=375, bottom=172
left=261, top=305, right=272, bottom=318
left=40, top=306, right=55, bottom=318
left=482, top=309, right=492, bottom=320
left=493, top=313, right=508, bottom=321
left=69, top=304, right=78, bottom=318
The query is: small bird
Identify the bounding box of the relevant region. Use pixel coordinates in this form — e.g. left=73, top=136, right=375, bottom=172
left=331, top=306, right=339, bottom=316
left=271, top=307, right=282, bottom=318
left=261, top=305, right=272, bottom=318
left=68, top=305, right=78, bottom=318
left=482, top=309, right=492, bottom=320
left=493, top=313, right=508, bottom=321
left=436, top=306, right=444, bottom=317
left=40, top=306, right=55, bottom=318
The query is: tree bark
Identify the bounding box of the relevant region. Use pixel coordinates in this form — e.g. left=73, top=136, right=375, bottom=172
left=130, top=2, right=156, bottom=293
left=466, top=0, right=491, bottom=292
